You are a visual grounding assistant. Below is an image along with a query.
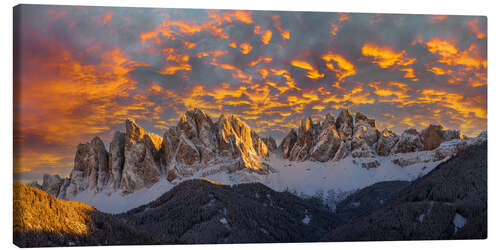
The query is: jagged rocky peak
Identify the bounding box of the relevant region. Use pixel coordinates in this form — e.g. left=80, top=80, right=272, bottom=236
left=310, top=114, right=342, bottom=162
left=376, top=128, right=399, bottom=156
left=162, top=110, right=271, bottom=180
left=352, top=112, right=380, bottom=146
left=177, top=108, right=218, bottom=165
left=278, top=108, right=474, bottom=169
left=125, top=119, right=162, bottom=150
left=288, top=117, right=319, bottom=161
left=121, top=119, right=163, bottom=194
left=350, top=112, right=380, bottom=168
left=323, top=112, right=336, bottom=127
left=66, top=136, right=109, bottom=196
left=392, top=128, right=424, bottom=154
left=217, top=114, right=270, bottom=170
left=335, top=108, right=354, bottom=140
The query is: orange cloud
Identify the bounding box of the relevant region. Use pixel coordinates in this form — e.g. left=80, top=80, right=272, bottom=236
left=330, top=13, right=350, bottom=37
left=428, top=66, right=447, bottom=75
left=290, top=60, right=324, bottom=79
left=400, top=68, right=418, bottom=81
left=429, top=15, right=447, bottom=23
left=468, top=18, right=485, bottom=39
left=261, top=30, right=273, bottom=44
left=322, top=52, right=356, bottom=81
left=249, top=57, right=272, bottom=67
left=361, top=43, right=416, bottom=68
left=425, top=38, right=486, bottom=69
left=239, top=42, right=253, bottom=54
left=272, top=15, right=291, bottom=40
left=103, top=12, right=114, bottom=25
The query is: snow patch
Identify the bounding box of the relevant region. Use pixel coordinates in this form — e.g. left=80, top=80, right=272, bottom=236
left=69, top=178, right=174, bottom=214
left=302, top=215, right=311, bottom=225
left=453, top=213, right=467, bottom=233
left=219, top=217, right=231, bottom=230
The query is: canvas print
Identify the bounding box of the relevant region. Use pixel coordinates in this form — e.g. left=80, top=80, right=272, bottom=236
left=13, top=4, right=487, bottom=247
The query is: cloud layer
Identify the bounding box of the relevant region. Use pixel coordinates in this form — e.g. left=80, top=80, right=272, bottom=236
left=13, top=5, right=487, bottom=182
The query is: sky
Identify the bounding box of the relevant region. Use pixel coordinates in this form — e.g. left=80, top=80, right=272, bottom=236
left=13, top=5, right=487, bottom=183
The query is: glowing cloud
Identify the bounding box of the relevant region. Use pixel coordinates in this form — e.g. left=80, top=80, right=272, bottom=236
left=361, top=43, right=416, bottom=68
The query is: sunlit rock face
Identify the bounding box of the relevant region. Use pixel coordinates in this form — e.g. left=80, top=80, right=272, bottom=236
left=120, top=119, right=163, bottom=194
left=376, top=128, right=399, bottom=156
left=66, top=136, right=109, bottom=196
left=216, top=114, right=269, bottom=172
left=162, top=111, right=271, bottom=179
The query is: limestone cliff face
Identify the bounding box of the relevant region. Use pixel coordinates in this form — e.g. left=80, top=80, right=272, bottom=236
left=288, top=117, right=319, bottom=161
left=376, top=129, right=399, bottom=156
left=66, top=137, right=109, bottom=196
left=310, top=113, right=342, bottom=162
left=216, top=114, right=269, bottom=172
left=108, top=131, right=125, bottom=191
left=56, top=108, right=273, bottom=197
left=50, top=108, right=474, bottom=198
left=278, top=108, right=469, bottom=170
left=120, top=119, right=163, bottom=194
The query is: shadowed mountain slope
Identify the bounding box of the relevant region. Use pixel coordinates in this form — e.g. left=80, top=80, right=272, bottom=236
left=118, top=179, right=339, bottom=244
left=322, top=142, right=487, bottom=241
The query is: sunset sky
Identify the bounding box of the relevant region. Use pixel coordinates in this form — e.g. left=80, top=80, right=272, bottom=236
left=13, top=5, right=487, bottom=183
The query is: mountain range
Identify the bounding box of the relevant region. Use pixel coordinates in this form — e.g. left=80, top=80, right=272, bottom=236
left=32, top=107, right=485, bottom=210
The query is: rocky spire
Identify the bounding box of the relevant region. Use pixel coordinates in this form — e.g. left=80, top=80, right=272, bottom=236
left=288, top=117, right=318, bottom=161
left=376, top=128, right=399, bottom=156
left=120, top=119, right=163, bottom=194
left=336, top=108, right=354, bottom=140
left=392, top=128, right=424, bottom=154
left=108, top=131, right=125, bottom=191
left=66, top=136, right=109, bottom=196
left=278, top=129, right=297, bottom=159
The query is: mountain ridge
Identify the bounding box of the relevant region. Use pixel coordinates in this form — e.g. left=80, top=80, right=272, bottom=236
left=33, top=107, right=486, bottom=209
